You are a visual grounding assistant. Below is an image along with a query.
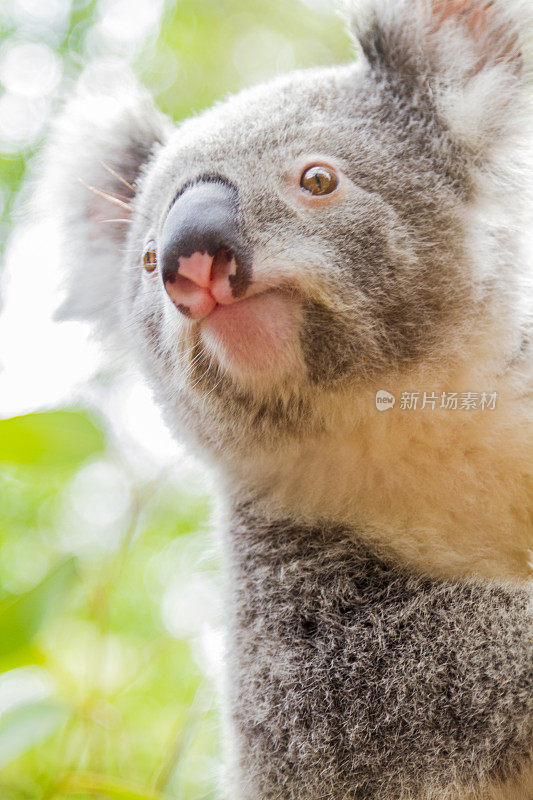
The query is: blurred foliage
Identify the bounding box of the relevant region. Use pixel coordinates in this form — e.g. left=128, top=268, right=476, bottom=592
left=0, top=0, right=352, bottom=798
left=0, top=408, right=218, bottom=799
left=0, top=412, right=105, bottom=469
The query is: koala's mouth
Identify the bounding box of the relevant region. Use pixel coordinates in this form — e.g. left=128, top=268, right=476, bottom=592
left=199, top=288, right=302, bottom=375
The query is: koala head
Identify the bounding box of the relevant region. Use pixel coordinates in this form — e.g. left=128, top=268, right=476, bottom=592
left=43, top=0, right=533, bottom=466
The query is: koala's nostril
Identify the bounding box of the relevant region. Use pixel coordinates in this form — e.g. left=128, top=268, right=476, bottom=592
left=212, top=248, right=234, bottom=280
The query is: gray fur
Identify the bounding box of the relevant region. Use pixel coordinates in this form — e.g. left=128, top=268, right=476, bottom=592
left=40, top=0, right=533, bottom=797
left=225, top=504, right=533, bottom=800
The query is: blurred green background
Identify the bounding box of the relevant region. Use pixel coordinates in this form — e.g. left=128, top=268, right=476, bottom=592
left=0, top=2, right=351, bottom=798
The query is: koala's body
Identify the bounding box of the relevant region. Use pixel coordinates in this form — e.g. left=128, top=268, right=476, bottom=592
left=43, top=0, right=532, bottom=797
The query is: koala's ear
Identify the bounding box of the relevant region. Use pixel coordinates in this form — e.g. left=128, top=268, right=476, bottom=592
left=345, top=0, right=533, bottom=149
left=39, top=69, right=171, bottom=335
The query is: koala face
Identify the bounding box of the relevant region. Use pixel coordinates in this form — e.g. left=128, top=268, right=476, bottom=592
left=44, top=0, right=533, bottom=461
left=121, top=66, right=481, bottom=456
left=133, top=64, right=467, bottom=385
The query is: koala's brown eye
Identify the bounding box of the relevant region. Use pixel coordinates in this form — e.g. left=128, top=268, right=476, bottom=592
left=143, top=241, right=157, bottom=273
left=300, top=165, right=338, bottom=196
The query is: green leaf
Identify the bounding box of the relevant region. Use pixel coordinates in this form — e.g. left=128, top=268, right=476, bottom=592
left=0, top=700, right=68, bottom=769
left=0, top=559, right=77, bottom=656
left=62, top=773, right=175, bottom=800
left=0, top=410, right=106, bottom=470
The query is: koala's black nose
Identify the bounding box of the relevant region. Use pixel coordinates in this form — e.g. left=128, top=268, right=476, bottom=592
left=160, top=180, right=251, bottom=319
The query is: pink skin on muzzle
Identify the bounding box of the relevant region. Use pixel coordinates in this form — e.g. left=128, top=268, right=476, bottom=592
left=164, top=250, right=298, bottom=372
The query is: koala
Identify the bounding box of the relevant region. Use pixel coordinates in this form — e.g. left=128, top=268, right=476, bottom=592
left=41, top=0, right=533, bottom=798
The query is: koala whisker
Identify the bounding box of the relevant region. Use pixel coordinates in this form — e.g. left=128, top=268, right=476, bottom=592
left=100, top=161, right=136, bottom=193
left=202, top=368, right=228, bottom=400
left=181, top=349, right=211, bottom=381
left=78, top=178, right=133, bottom=212
left=77, top=181, right=152, bottom=225
left=187, top=351, right=218, bottom=392
left=183, top=345, right=205, bottom=365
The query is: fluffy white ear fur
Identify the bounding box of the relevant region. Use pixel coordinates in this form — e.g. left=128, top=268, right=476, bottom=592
left=38, top=66, right=171, bottom=337
left=343, top=0, right=533, bottom=150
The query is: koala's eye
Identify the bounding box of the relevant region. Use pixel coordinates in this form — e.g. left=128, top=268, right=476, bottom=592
left=300, top=165, right=338, bottom=196
left=142, top=241, right=157, bottom=273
